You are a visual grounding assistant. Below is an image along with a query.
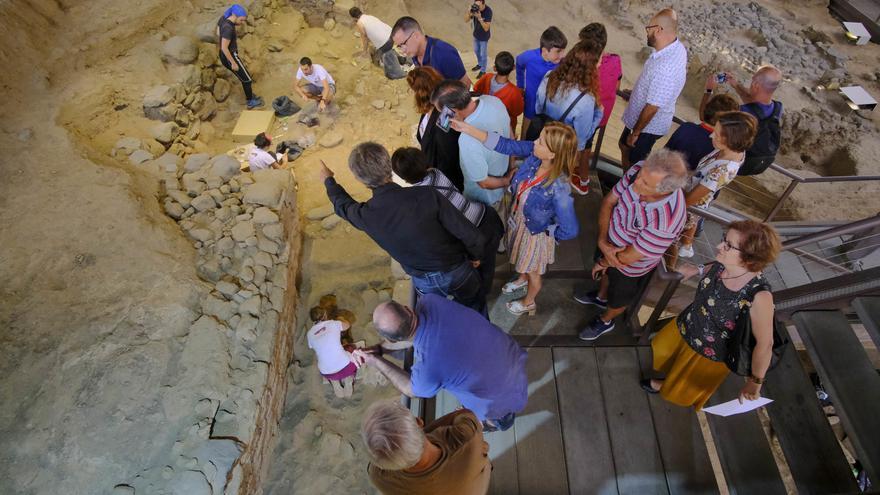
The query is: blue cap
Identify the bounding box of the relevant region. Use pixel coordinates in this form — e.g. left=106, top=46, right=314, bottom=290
left=224, top=4, right=247, bottom=18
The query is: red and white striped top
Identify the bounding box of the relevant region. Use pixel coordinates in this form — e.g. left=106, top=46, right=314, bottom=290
left=608, top=163, right=686, bottom=277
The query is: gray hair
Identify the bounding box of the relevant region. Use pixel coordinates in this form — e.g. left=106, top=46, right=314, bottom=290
left=431, top=79, right=472, bottom=111
left=753, top=65, right=782, bottom=93
left=642, top=149, right=688, bottom=194
left=349, top=142, right=392, bottom=188
left=373, top=301, right=414, bottom=342
left=361, top=401, right=425, bottom=470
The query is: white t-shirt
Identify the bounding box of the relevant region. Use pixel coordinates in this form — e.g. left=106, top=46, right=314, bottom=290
left=296, top=64, right=335, bottom=87
left=248, top=147, right=276, bottom=171
left=357, top=15, right=392, bottom=48
left=306, top=320, right=351, bottom=375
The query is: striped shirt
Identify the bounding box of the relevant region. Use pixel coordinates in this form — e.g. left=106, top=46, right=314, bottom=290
left=608, top=163, right=686, bottom=277
left=415, top=169, right=486, bottom=226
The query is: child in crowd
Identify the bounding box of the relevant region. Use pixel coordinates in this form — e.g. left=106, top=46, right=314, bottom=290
left=453, top=120, right=579, bottom=316
left=515, top=26, right=568, bottom=140
left=306, top=295, right=358, bottom=398
left=574, top=23, right=622, bottom=194
left=247, top=133, right=287, bottom=171
left=665, top=93, right=739, bottom=170
left=677, top=111, right=758, bottom=259
left=473, top=51, right=525, bottom=138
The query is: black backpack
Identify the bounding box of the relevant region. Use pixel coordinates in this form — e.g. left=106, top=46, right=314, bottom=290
left=525, top=89, right=586, bottom=141
left=739, top=100, right=782, bottom=176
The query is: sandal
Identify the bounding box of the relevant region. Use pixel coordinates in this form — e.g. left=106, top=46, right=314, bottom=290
left=502, top=279, right=528, bottom=294
left=506, top=299, right=536, bottom=316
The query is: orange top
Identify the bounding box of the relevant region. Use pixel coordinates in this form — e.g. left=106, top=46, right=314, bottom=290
left=473, top=72, right=525, bottom=134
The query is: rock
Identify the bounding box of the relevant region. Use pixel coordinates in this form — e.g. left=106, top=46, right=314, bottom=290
left=202, top=294, right=237, bottom=322
left=239, top=295, right=262, bottom=317
left=371, top=99, right=385, bottom=110
left=129, top=149, right=154, bottom=165
left=318, top=132, right=343, bottom=148
left=191, top=193, right=217, bottom=212
left=182, top=173, right=206, bottom=196
left=355, top=81, right=366, bottom=96
left=239, top=266, right=255, bottom=282
left=306, top=204, right=334, bottom=220
left=163, top=36, right=199, bottom=64
left=113, top=137, right=142, bottom=156
left=213, top=78, right=231, bottom=102
left=321, top=215, right=342, bottom=230
left=189, top=228, right=214, bottom=242
left=253, top=251, right=273, bottom=268
left=169, top=470, right=212, bottom=495
left=392, top=279, right=412, bottom=304
left=168, top=190, right=191, bottom=208
left=297, top=133, right=316, bottom=149
left=198, top=257, right=223, bottom=282
left=151, top=122, right=179, bottom=144
left=155, top=152, right=182, bottom=173
left=243, top=181, right=283, bottom=207
left=262, top=223, right=283, bottom=241
left=391, top=260, right=409, bottom=280
left=216, top=236, right=235, bottom=253
left=252, top=207, right=279, bottom=224
left=185, top=153, right=211, bottom=172
left=196, top=20, right=218, bottom=43
left=323, top=17, right=336, bottom=31
left=196, top=96, right=218, bottom=120
left=216, top=280, right=239, bottom=298
left=231, top=220, right=255, bottom=242
left=165, top=202, right=185, bottom=219
left=144, top=85, right=176, bottom=109
left=209, top=154, right=241, bottom=180
left=174, top=64, right=202, bottom=93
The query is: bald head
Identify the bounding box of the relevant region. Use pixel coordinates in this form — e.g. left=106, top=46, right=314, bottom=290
left=653, top=8, right=678, bottom=34
left=752, top=65, right=782, bottom=94
left=373, top=301, right=415, bottom=342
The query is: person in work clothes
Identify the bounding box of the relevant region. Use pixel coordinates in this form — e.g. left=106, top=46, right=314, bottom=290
left=349, top=7, right=406, bottom=80
left=217, top=4, right=264, bottom=109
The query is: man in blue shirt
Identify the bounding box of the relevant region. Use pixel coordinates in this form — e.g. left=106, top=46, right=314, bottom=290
left=465, top=0, right=493, bottom=78
left=354, top=295, right=529, bottom=432
left=391, top=16, right=471, bottom=86
left=515, top=26, right=567, bottom=138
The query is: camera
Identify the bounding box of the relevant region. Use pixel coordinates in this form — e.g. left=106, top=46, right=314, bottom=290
left=716, top=73, right=727, bottom=84
left=470, top=3, right=480, bottom=13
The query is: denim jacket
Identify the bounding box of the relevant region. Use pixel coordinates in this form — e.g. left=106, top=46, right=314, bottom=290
left=484, top=133, right=579, bottom=240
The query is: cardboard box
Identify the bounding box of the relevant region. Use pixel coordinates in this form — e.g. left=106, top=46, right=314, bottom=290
left=232, top=110, right=275, bottom=142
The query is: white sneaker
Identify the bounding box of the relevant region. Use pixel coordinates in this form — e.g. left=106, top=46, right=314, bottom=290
left=679, top=244, right=695, bottom=258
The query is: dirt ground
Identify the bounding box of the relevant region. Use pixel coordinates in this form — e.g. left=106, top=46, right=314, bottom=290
left=1, top=0, right=879, bottom=494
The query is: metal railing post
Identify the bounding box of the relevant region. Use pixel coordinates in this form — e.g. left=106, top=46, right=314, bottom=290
left=764, top=179, right=799, bottom=222
left=591, top=125, right=607, bottom=171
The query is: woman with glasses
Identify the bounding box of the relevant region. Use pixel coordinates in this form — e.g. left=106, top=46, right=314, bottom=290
left=676, top=111, right=757, bottom=259
left=642, top=220, right=781, bottom=409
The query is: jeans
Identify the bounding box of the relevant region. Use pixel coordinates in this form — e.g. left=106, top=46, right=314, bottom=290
left=473, top=39, right=488, bottom=72
left=411, top=260, right=483, bottom=313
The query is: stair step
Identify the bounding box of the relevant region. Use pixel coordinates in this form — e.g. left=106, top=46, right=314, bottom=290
left=793, top=310, right=880, bottom=485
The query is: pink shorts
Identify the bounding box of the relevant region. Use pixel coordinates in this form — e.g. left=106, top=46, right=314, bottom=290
left=322, top=361, right=358, bottom=381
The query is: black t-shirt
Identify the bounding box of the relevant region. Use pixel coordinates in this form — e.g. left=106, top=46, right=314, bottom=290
left=218, top=16, right=238, bottom=53
left=472, top=5, right=492, bottom=41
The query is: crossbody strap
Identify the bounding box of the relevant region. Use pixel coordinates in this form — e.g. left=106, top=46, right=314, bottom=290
left=559, top=91, right=587, bottom=122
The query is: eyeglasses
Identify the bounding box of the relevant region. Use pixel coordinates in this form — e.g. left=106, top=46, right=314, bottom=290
left=645, top=24, right=662, bottom=32
left=396, top=31, right=416, bottom=49
left=721, top=236, right=741, bottom=252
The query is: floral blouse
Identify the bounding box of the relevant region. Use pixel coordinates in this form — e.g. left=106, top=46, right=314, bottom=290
left=685, top=149, right=742, bottom=210
left=678, top=263, right=770, bottom=362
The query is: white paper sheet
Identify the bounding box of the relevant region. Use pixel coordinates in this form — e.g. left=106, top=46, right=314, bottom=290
left=702, top=397, right=773, bottom=417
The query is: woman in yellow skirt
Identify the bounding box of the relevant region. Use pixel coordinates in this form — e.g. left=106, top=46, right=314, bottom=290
left=642, top=220, right=781, bottom=410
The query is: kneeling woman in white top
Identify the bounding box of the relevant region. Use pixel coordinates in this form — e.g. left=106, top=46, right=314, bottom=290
left=247, top=132, right=288, bottom=171
left=307, top=312, right=360, bottom=398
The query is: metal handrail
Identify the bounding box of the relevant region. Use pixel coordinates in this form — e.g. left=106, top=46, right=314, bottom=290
left=608, top=89, right=880, bottom=222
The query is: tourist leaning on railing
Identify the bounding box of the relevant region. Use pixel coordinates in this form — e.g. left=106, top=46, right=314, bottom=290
left=641, top=220, right=781, bottom=409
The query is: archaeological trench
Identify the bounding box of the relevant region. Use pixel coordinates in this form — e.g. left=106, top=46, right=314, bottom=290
left=1, top=0, right=879, bottom=494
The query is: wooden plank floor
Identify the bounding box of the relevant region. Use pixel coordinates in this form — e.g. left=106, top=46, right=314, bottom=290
left=437, top=346, right=719, bottom=495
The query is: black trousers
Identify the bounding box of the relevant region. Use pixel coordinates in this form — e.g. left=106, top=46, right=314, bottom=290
left=219, top=51, right=254, bottom=100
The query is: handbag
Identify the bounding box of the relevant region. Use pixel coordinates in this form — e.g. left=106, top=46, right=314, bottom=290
left=525, top=89, right=586, bottom=141
left=724, top=282, right=789, bottom=376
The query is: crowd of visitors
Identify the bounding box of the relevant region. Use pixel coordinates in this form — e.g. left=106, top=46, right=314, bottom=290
left=215, top=3, right=789, bottom=491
